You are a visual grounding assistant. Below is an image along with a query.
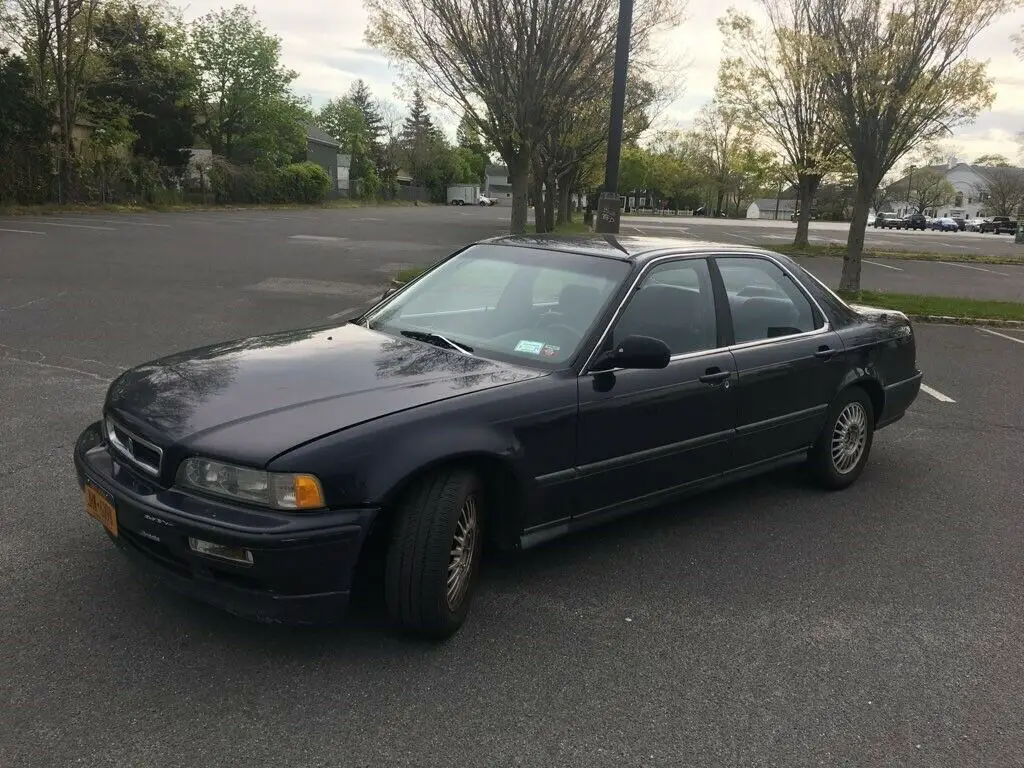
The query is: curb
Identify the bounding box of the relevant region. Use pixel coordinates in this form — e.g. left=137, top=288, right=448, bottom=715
left=909, top=314, right=1024, bottom=328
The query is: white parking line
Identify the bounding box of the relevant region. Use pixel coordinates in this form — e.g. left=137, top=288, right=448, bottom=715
left=864, top=259, right=903, bottom=271
left=0, top=227, right=46, bottom=235
left=978, top=327, right=1024, bottom=346
left=920, top=384, right=956, bottom=403
left=289, top=235, right=347, bottom=242
left=27, top=221, right=115, bottom=231
left=936, top=262, right=1009, bottom=276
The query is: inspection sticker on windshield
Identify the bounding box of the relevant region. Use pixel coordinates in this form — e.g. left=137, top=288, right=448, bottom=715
left=540, top=345, right=560, bottom=357
left=514, top=340, right=545, bottom=355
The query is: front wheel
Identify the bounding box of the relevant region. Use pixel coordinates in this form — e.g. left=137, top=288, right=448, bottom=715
left=385, top=468, right=484, bottom=640
left=808, top=387, right=875, bottom=490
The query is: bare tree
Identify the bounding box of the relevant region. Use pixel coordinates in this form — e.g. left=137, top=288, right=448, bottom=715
left=978, top=166, right=1024, bottom=217
left=810, top=0, right=1008, bottom=292
left=718, top=0, right=842, bottom=246
left=365, top=0, right=682, bottom=234
left=16, top=0, right=100, bottom=201
left=692, top=98, right=749, bottom=216
left=906, top=167, right=955, bottom=213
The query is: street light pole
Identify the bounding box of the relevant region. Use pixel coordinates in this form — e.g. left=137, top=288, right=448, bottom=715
left=594, top=0, right=635, bottom=234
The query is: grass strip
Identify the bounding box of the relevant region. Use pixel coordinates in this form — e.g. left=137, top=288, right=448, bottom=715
left=838, top=290, right=1024, bottom=322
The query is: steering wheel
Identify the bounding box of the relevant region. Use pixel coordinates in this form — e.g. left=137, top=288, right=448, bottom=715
left=544, top=322, right=584, bottom=340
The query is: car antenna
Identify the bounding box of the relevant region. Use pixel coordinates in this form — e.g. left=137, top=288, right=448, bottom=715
left=602, top=234, right=629, bottom=255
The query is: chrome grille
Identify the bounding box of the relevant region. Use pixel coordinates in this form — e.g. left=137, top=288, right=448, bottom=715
left=105, top=417, right=163, bottom=476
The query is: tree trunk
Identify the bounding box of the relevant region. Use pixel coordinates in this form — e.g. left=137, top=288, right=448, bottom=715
left=841, top=183, right=875, bottom=294
left=532, top=171, right=547, bottom=234
left=558, top=179, right=572, bottom=225
left=715, top=190, right=725, bottom=217
left=544, top=170, right=555, bottom=232
left=794, top=174, right=822, bottom=247
left=508, top=155, right=529, bottom=234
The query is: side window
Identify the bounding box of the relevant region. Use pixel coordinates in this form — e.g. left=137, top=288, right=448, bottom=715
left=611, top=259, right=717, bottom=355
left=716, top=257, right=821, bottom=343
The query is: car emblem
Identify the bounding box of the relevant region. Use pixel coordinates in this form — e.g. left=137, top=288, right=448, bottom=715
left=125, top=436, right=134, bottom=455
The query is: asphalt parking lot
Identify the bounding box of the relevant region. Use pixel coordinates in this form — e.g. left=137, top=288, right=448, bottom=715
left=2, top=206, right=1023, bottom=767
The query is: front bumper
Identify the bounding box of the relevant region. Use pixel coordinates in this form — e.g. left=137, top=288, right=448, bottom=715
left=73, top=422, right=379, bottom=625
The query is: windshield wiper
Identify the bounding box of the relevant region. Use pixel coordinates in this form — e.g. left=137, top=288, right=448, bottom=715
left=400, top=330, right=474, bottom=356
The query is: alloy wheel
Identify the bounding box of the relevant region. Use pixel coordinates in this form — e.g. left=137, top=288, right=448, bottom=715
left=447, top=495, right=479, bottom=609
left=830, top=402, right=868, bottom=474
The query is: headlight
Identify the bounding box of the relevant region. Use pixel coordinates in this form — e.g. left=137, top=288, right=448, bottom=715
left=176, top=457, right=325, bottom=510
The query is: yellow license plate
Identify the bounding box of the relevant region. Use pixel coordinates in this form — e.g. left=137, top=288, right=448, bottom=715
left=84, top=484, right=118, bottom=536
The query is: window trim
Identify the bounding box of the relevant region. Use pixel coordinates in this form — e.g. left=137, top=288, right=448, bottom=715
left=580, top=251, right=833, bottom=374
left=713, top=253, right=831, bottom=350
left=581, top=254, right=723, bottom=374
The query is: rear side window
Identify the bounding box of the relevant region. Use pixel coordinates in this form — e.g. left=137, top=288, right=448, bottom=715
left=716, top=257, right=822, bottom=343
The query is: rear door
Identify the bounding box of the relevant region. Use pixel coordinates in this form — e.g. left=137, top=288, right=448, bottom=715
left=713, top=254, right=846, bottom=469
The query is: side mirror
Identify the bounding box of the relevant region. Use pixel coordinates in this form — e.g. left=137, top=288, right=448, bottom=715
left=591, top=335, right=670, bottom=372
left=380, top=285, right=398, bottom=300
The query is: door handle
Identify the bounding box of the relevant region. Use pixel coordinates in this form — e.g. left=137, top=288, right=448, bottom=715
left=699, top=368, right=732, bottom=384
left=814, top=345, right=835, bottom=360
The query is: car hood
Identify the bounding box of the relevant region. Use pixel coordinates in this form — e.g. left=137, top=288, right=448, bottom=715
left=106, top=323, right=543, bottom=465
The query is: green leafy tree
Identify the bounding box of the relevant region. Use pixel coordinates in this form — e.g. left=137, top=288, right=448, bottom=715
left=0, top=47, right=50, bottom=202
left=810, top=0, right=1006, bottom=292
left=87, top=0, right=195, bottom=173
left=718, top=0, right=843, bottom=245
left=973, top=153, right=1011, bottom=167
left=189, top=4, right=305, bottom=166
left=318, top=97, right=372, bottom=181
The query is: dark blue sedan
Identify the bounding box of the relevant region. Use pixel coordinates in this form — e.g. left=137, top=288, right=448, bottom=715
left=75, top=236, right=924, bottom=639
left=930, top=217, right=960, bottom=231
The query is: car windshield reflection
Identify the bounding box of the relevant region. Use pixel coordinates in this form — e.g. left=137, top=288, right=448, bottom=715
left=363, top=244, right=629, bottom=367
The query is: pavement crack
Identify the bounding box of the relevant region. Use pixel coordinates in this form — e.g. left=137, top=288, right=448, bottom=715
left=0, top=291, right=67, bottom=312
left=0, top=343, right=116, bottom=383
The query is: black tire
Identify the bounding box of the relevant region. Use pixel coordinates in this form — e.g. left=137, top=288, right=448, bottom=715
left=384, top=468, right=484, bottom=640
left=808, top=387, right=875, bottom=490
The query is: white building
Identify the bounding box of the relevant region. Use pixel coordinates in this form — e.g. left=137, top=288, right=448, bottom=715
left=887, top=159, right=1024, bottom=219
left=746, top=197, right=797, bottom=220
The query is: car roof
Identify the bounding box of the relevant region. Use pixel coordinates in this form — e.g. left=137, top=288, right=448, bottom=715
left=478, top=233, right=779, bottom=264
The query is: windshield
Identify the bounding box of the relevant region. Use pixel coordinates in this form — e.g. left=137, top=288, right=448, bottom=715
left=363, top=244, right=629, bottom=367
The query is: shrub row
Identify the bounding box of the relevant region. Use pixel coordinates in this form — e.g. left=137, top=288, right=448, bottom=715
left=209, top=158, right=332, bottom=204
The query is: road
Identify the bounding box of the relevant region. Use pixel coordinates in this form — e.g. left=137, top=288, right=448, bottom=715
left=2, top=205, right=1024, bottom=767
left=4, top=206, right=1024, bottom=303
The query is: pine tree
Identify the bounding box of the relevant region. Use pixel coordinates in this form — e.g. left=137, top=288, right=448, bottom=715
left=347, top=79, right=384, bottom=143
left=400, top=88, right=439, bottom=150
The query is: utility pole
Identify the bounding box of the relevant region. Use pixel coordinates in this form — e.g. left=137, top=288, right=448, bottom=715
left=594, top=0, right=634, bottom=234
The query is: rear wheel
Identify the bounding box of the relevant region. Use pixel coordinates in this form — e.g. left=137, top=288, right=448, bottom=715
left=384, top=468, right=484, bottom=640
left=808, top=387, right=875, bottom=490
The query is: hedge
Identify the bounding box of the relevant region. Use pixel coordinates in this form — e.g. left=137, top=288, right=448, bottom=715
left=209, top=159, right=332, bottom=204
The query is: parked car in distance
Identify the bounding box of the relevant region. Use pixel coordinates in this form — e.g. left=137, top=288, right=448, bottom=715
left=979, top=216, right=1018, bottom=234
left=899, top=213, right=927, bottom=230
left=477, top=195, right=497, bottom=207
left=790, top=208, right=820, bottom=222
left=931, top=217, right=960, bottom=232
left=867, top=213, right=876, bottom=226
left=74, top=236, right=923, bottom=639
left=951, top=217, right=967, bottom=231
left=873, top=212, right=901, bottom=229
left=967, top=218, right=985, bottom=232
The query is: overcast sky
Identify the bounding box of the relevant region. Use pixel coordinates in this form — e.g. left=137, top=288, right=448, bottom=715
left=175, top=0, right=1024, bottom=166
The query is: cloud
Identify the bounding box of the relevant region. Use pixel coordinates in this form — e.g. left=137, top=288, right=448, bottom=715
left=171, top=0, right=1024, bottom=159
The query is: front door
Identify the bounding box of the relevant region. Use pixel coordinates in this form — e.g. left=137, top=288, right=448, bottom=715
left=575, top=257, right=737, bottom=517
left=713, top=255, right=847, bottom=468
